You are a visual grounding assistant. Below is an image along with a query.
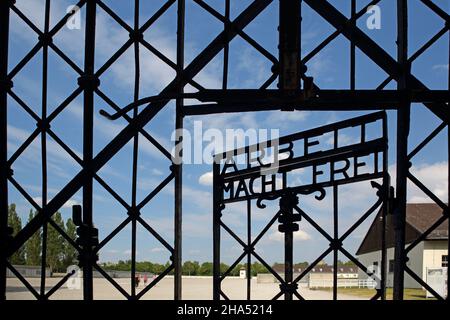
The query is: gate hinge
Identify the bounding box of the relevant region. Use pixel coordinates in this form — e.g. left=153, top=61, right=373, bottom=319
left=73, top=205, right=99, bottom=267
left=0, top=227, right=14, bottom=258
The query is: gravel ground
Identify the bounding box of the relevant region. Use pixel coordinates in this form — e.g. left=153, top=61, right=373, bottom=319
left=6, top=276, right=365, bottom=300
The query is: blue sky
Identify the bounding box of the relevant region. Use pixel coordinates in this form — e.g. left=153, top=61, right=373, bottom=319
left=6, top=0, right=449, bottom=267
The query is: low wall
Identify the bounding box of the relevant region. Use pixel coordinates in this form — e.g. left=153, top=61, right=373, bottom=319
left=257, top=273, right=276, bottom=283
left=7, top=265, right=51, bottom=278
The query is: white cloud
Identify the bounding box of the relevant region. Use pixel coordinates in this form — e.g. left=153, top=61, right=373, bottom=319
left=32, top=196, right=79, bottom=209
left=267, top=229, right=311, bottom=242
left=408, top=162, right=448, bottom=203
left=63, top=199, right=79, bottom=208
left=8, top=125, right=82, bottom=162
left=307, top=52, right=334, bottom=83
left=150, top=247, right=165, bottom=253
left=198, top=171, right=213, bottom=186
left=232, top=47, right=270, bottom=88
left=432, top=64, right=449, bottom=71
left=146, top=212, right=212, bottom=239
left=123, top=249, right=135, bottom=255
left=151, top=168, right=164, bottom=176
left=66, top=102, right=168, bottom=160
left=263, top=110, right=309, bottom=124
left=388, top=162, right=448, bottom=203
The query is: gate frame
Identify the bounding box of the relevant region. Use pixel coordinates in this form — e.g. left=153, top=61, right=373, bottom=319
left=0, top=0, right=449, bottom=301
left=212, top=111, right=390, bottom=300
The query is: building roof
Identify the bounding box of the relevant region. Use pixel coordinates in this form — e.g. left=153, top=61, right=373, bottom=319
left=356, top=203, right=448, bottom=255
left=308, top=266, right=358, bottom=274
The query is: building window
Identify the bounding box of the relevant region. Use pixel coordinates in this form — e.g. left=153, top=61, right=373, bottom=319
left=389, top=260, right=394, bottom=273
left=372, top=261, right=379, bottom=273
left=442, top=255, right=448, bottom=268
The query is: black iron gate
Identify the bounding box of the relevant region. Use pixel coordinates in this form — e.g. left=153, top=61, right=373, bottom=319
left=0, top=0, right=449, bottom=301
left=213, top=112, right=390, bottom=300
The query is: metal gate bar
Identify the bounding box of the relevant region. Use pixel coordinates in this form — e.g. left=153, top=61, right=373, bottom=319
left=174, top=0, right=185, bottom=301
left=0, top=0, right=11, bottom=302
left=393, top=0, right=410, bottom=300
left=0, top=0, right=449, bottom=301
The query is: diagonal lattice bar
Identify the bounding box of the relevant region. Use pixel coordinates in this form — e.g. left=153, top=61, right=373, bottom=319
left=407, top=172, right=448, bottom=210
left=5, top=262, right=40, bottom=300
left=93, top=263, right=131, bottom=299
left=304, top=0, right=447, bottom=122
left=408, top=122, right=447, bottom=161
left=8, top=0, right=274, bottom=257
left=420, top=0, right=450, bottom=21
left=302, top=0, right=382, bottom=65
left=405, top=265, right=445, bottom=300
left=135, top=263, right=174, bottom=300
left=405, top=213, right=448, bottom=255
left=8, top=0, right=88, bottom=80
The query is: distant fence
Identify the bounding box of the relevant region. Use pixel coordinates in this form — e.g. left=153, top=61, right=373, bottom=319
left=308, top=279, right=377, bottom=289
left=7, top=266, right=156, bottom=279
left=257, top=273, right=310, bottom=284
left=7, top=265, right=51, bottom=278
left=93, top=270, right=155, bottom=279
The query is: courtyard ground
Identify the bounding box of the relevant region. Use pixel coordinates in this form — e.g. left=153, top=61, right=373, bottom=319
left=6, top=276, right=367, bottom=300
left=313, top=287, right=432, bottom=300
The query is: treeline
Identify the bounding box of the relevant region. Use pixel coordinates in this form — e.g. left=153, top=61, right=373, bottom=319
left=8, top=204, right=78, bottom=273
left=9, top=202, right=357, bottom=276
left=101, top=260, right=357, bottom=276
left=101, top=260, right=270, bottom=276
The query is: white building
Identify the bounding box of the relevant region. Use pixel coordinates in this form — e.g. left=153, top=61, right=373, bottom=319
left=307, top=265, right=359, bottom=288
left=357, top=203, right=448, bottom=289
left=270, top=264, right=359, bottom=287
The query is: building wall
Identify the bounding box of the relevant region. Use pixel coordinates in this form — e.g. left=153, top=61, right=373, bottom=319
left=423, top=240, right=448, bottom=280
left=309, top=273, right=333, bottom=282
left=7, top=265, right=51, bottom=278
left=357, top=242, right=424, bottom=289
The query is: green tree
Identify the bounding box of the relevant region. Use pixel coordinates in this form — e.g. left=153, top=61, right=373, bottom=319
left=166, top=261, right=174, bottom=275
left=46, top=212, right=65, bottom=272
left=231, top=263, right=244, bottom=276
left=338, top=260, right=357, bottom=268
left=251, top=262, right=268, bottom=276
left=25, top=209, right=41, bottom=266
left=199, top=262, right=213, bottom=276
left=183, top=261, right=200, bottom=276
left=220, top=263, right=230, bottom=275
left=8, top=204, right=26, bottom=265
left=62, top=218, right=78, bottom=269
left=294, top=262, right=309, bottom=270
